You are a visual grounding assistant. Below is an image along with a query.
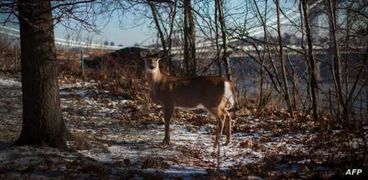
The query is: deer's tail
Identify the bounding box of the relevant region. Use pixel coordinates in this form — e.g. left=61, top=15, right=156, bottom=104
left=224, top=81, right=238, bottom=111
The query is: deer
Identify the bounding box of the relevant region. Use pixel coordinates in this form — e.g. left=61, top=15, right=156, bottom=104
left=142, top=53, right=236, bottom=148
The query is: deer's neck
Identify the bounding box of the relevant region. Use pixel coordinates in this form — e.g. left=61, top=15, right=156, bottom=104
left=146, top=68, right=165, bottom=86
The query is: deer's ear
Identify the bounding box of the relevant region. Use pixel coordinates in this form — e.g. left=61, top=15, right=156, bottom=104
left=157, top=50, right=165, bottom=58
left=140, top=51, right=147, bottom=58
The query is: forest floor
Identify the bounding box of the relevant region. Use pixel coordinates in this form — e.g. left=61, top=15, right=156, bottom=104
left=0, top=73, right=367, bottom=179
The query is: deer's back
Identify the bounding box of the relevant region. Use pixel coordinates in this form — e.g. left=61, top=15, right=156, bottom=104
left=166, top=76, right=227, bottom=108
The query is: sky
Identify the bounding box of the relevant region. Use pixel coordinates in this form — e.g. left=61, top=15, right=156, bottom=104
left=53, top=0, right=255, bottom=47
left=53, top=0, right=298, bottom=47
left=54, top=9, right=155, bottom=47
left=0, top=2, right=156, bottom=47
left=1, top=0, right=300, bottom=47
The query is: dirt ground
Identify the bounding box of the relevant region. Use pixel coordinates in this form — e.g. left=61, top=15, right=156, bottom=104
left=0, top=74, right=367, bottom=179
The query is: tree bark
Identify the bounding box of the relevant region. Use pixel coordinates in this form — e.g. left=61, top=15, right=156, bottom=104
left=217, top=0, right=231, bottom=80
left=16, top=0, right=68, bottom=149
left=183, top=0, right=196, bottom=76
left=148, top=0, right=177, bottom=74
left=148, top=1, right=167, bottom=54
left=301, top=0, right=318, bottom=121
left=327, top=0, right=345, bottom=120
left=148, top=0, right=169, bottom=71
left=215, top=0, right=222, bottom=76
left=275, top=0, right=293, bottom=118
left=253, top=0, right=268, bottom=109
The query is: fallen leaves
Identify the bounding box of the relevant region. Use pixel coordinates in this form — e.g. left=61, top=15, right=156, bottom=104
left=240, top=139, right=255, bottom=149
left=0, top=73, right=366, bottom=179
left=141, top=157, right=170, bottom=169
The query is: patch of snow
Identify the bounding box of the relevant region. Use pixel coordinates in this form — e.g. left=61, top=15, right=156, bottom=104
left=60, top=81, right=98, bottom=89
left=0, top=78, right=21, bottom=87
left=75, top=90, right=91, bottom=98
left=160, top=166, right=207, bottom=177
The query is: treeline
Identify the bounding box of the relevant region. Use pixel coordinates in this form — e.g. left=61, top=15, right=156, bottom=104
left=141, top=0, right=368, bottom=124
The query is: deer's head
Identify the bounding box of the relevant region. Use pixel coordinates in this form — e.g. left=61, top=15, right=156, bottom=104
left=141, top=51, right=163, bottom=73
left=144, top=57, right=160, bottom=72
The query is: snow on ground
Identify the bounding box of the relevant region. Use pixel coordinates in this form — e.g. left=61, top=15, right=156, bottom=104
left=0, top=77, right=21, bottom=88
left=0, top=75, right=22, bottom=141
left=0, top=74, right=366, bottom=179
left=57, top=76, right=323, bottom=177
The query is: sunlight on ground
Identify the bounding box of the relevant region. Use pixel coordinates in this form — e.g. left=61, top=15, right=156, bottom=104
left=0, top=75, right=365, bottom=178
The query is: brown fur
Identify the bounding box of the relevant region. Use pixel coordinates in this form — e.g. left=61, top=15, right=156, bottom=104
left=144, top=57, right=235, bottom=147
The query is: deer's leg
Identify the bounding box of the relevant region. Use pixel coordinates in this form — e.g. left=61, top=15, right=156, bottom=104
left=162, top=104, right=174, bottom=145
left=223, top=109, right=232, bottom=145
left=209, top=108, right=225, bottom=148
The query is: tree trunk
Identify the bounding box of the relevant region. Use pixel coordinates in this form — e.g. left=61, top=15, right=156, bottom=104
left=148, top=1, right=169, bottom=70
left=275, top=0, right=293, bottom=118
left=183, top=0, right=196, bottom=76
left=166, top=0, right=178, bottom=74
left=148, top=0, right=178, bottom=74
left=301, top=0, right=318, bottom=121
left=148, top=1, right=167, bottom=53
left=327, top=0, right=345, bottom=120
left=215, top=0, right=222, bottom=76
left=16, top=0, right=68, bottom=149
left=253, top=0, right=268, bottom=109
left=217, top=0, right=231, bottom=80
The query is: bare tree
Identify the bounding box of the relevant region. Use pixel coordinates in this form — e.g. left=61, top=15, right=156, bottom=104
left=216, top=0, right=231, bottom=80
left=0, top=0, right=177, bottom=149
left=183, top=0, right=196, bottom=76
left=327, top=0, right=344, bottom=120
left=252, top=0, right=268, bottom=110
left=214, top=0, right=222, bottom=76
left=16, top=0, right=68, bottom=148
left=275, top=0, right=293, bottom=117
left=147, top=0, right=177, bottom=73
left=301, top=0, right=318, bottom=121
